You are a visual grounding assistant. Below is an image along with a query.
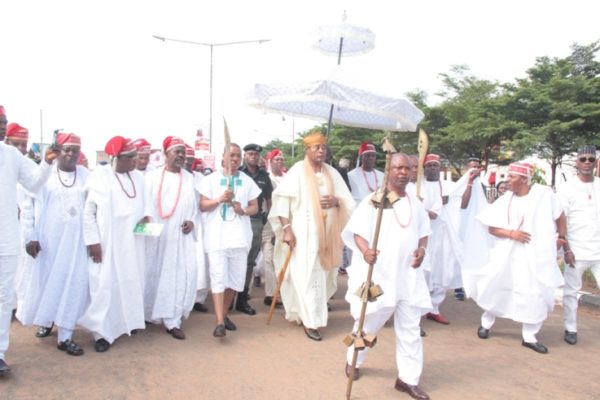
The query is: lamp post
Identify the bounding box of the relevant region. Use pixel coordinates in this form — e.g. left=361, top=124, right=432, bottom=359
left=153, top=35, right=270, bottom=152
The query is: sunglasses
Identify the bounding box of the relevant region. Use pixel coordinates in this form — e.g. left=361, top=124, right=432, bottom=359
left=578, top=156, right=596, bottom=163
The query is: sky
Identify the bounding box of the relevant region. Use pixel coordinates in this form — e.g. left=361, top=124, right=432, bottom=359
left=1, top=0, right=599, bottom=165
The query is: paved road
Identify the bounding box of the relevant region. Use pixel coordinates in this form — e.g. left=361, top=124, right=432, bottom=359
left=2, top=276, right=599, bottom=400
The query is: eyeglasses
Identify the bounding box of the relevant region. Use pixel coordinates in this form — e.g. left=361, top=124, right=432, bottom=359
left=578, top=156, right=596, bottom=163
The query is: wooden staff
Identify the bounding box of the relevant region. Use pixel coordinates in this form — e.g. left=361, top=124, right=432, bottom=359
left=345, top=136, right=396, bottom=400
left=267, top=246, right=293, bottom=325
left=416, top=128, right=429, bottom=200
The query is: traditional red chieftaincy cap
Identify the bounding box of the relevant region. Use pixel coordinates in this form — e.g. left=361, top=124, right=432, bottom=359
left=132, top=138, right=152, bottom=155
left=105, top=136, right=136, bottom=157
left=163, top=136, right=185, bottom=153
left=268, top=148, right=284, bottom=160
left=508, top=162, right=534, bottom=178
left=358, top=142, right=376, bottom=156
left=57, top=132, right=81, bottom=147
left=6, top=123, right=29, bottom=141
left=424, top=154, right=441, bottom=165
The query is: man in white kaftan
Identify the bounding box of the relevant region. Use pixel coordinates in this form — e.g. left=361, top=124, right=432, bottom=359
left=78, top=137, right=146, bottom=352
left=473, top=162, right=565, bottom=354
left=18, top=133, right=90, bottom=356
left=421, top=154, right=462, bottom=325
left=558, top=145, right=600, bottom=345
left=343, top=153, right=432, bottom=400
left=347, top=142, right=384, bottom=204
left=143, top=136, right=198, bottom=340
left=199, top=143, right=260, bottom=337
left=0, top=104, right=57, bottom=373
left=269, top=132, right=354, bottom=341
left=447, top=158, right=493, bottom=300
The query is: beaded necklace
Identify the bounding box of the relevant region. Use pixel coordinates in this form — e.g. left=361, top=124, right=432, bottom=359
left=157, top=167, right=182, bottom=219
left=392, top=195, right=412, bottom=228
left=361, top=168, right=379, bottom=192
left=58, top=168, right=77, bottom=188
left=115, top=172, right=136, bottom=199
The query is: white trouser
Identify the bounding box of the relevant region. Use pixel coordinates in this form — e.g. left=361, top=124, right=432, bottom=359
left=563, top=259, right=600, bottom=332
left=261, top=233, right=276, bottom=297
left=0, top=255, right=17, bottom=360
left=346, top=302, right=423, bottom=386
left=195, top=289, right=209, bottom=304
left=430, top=285, right=446, bottom=314
left=163, top=316, right=181, bottom=330
left=481, top=311, right=543, bottom=343
left=58, top=327, right=74, bottom=343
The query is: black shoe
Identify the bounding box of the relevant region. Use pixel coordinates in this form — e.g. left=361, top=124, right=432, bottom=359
left=35, top=325, right=53, bottom=338
left=303, top=327, right=322, bottom=341
left=224, top=317, right=237, bottom=331
left=166, top=327, right=186, bottom=340
left=254, top=276, right=261, bottom=287
left=213, top=324, right=226, bottom=338
left=477, top=326, right=490, bottom=339
left=564, top=330, right=577, bottom=345
left=327, top=303, right=332, bottom=312
left=0, top=359, right=10, bottom=375
left=522, top=340, right=548, bottom=354
left=263, top=296, right=283, bottom=308
left=94, top=338, right=110, bottom=352
left=454, top=288, right=465, bottom=301
left=57, top=339, right=84, bottom=356
left=235, top=293, right=256, bottom=316
left=193, top=302, right=209, bottom=313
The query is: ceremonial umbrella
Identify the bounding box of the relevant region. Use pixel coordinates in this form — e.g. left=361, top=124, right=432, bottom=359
left=249, top=78, right=424, bottom=132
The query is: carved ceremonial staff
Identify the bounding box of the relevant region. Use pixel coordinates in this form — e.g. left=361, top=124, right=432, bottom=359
left=415, top=128, right=429, bottom=200
left=344, top=135, right=396, bottom=400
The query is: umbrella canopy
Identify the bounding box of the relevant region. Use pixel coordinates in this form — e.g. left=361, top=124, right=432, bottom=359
left=313, top=23, right=375, bottom=58
left=249, top=79, right=424, bottom=132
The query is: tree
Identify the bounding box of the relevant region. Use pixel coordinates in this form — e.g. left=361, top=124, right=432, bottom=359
left=507, top=41, right=600, bottom=186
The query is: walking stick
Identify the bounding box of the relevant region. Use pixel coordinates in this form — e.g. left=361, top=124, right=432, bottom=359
left=416, top=128, right=429, bottom=201
left=266, top=246, right=293, bottom=325
left=344, top=135, right=396, bottom=400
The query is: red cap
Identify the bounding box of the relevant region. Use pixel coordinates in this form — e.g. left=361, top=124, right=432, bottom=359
left=268, top=148, right=284, bottom=160
left=185, top=143, right=195, bottom=157
left=424, top=154, right=441, bottom=165
left=163, top=136, right=185, bottom=153
left=105, top=136, right=136, bottom=157
left=132, top=138, right=152, bottom=155
left=57, top=132, right=81, bottom=147
left=358, top=142, right=376, bottom=156
left=508, top=162, right=534, bottom=178
left=6, top=123, right=29, bottom=141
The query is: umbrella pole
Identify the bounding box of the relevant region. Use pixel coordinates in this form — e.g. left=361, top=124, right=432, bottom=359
left=326, top=36, right=345, bottom=138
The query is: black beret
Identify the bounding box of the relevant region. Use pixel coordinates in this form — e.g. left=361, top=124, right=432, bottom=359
left=243, top=143, right=262, bottom=153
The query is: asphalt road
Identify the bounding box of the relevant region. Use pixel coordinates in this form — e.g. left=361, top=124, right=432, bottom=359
left=1, top=276, right=599, bottom=400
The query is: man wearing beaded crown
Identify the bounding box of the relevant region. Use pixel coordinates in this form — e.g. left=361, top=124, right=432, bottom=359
left=18, top=133, right=90, bottom=356
left=199, top=143, right=260, bottom=338
left=473, top=162, right=566, bottom=354
left=78, top=137, right=146, bottom=352
left=269, top=131, right=354, bottom=341
left=421, top=154, right=461, bottom=325
left=343, top=153, right=432, bottom=400
left=558, top=145, right=600, bottom=345
left=348, top=142, right=384, bottom=204
left=0, top=105, right=59, bottom=374
left=143, top=136, right=198, bottom=340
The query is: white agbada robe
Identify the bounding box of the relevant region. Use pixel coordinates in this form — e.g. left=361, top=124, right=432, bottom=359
left=143, top=168, right=198, bottom=327
left=473, top=184, right=564, bottom=323
left=422, top=180, right=463, bottom=292
left=78, top=166, right=146, bottom=343
left=447, top=171, right=493, bottom=294
left=347, top=167, right=384, bottom=204
left=17, top=165, right=90, bottom=331
left=0, top=143, right=53, bottom=360
left=269, top=160, right=355, bottom=329
left=343, top=191, right=432, bottom=385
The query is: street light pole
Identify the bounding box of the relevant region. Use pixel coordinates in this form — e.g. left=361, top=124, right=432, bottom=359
left=152, top=35, right=270, bottom=152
